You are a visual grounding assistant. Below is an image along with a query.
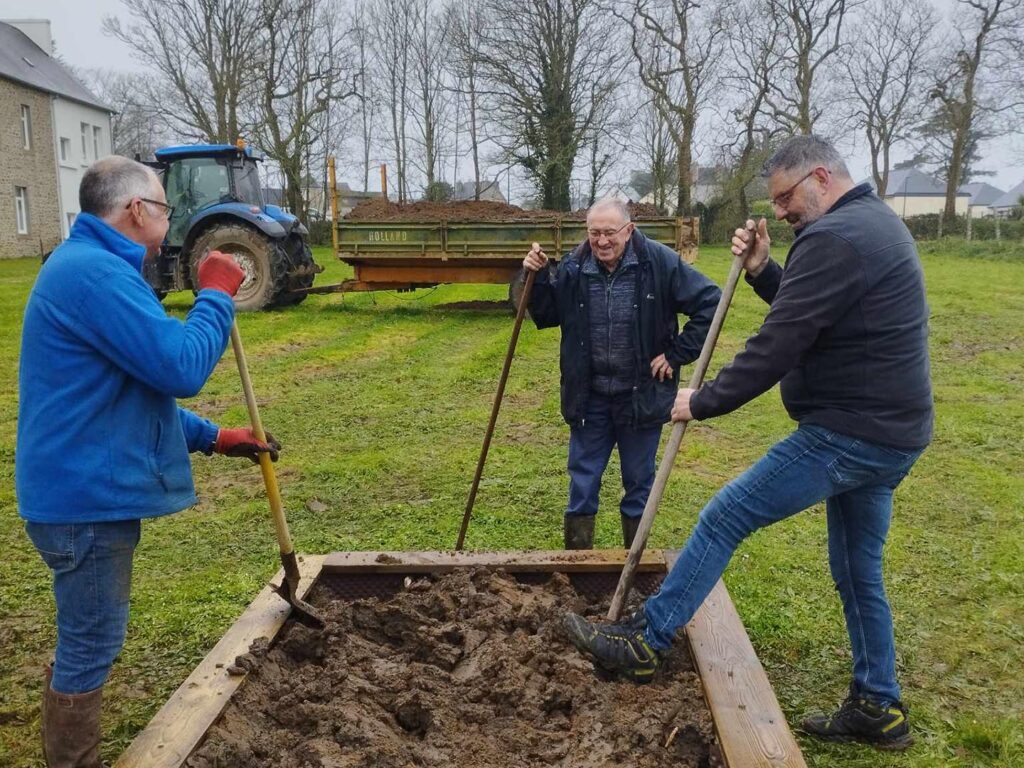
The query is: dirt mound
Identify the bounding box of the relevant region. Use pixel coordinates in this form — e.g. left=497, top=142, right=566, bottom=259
left=186, top=569, right=720, bottom=768
left=345, top=199, right=667, bottom=223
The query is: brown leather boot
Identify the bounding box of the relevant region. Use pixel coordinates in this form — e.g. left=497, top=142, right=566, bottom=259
left=621, top=513, right=641, bottom=548
left=563, top=515, right=595, bottom=550
left=42, top=676, right=103, bottom=768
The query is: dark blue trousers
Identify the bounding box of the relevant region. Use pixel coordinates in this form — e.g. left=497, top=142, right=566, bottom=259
left=567, top=391, right=663, bottom=520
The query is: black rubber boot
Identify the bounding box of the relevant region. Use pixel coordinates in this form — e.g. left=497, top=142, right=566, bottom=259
left=800, top=687, right=913, bottom=751
left=563, top=608, right=662, bottom=684
left=620, top=514, right=641, bottom=548
left=563, top=515, right=595, bottom=550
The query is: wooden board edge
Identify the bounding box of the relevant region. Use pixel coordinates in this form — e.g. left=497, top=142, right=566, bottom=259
left=114, top=554, right=325, bottom=768
left=665, top=551, right=807, bottom=768
left=322, top=549, right=668, bottom=574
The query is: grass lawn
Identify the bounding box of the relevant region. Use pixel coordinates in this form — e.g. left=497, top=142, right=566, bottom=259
left=0, top=244, right=1021, bottom=767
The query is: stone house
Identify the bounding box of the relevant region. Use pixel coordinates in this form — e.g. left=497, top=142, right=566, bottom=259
left=0, top=20, right=113, bottom=258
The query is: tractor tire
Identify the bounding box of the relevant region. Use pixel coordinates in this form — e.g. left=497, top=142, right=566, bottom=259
left=190, top=225, right=288, bottom=312
left=273, top=236, right=317, bottom=307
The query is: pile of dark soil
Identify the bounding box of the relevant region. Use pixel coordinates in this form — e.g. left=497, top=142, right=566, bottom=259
left=186, top=569, right=721, bottom=768
left=344, top=199, right=666, bottom=223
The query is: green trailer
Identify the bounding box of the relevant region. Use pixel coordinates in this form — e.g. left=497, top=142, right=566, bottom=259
left=303, top=160, right=699, bottom=304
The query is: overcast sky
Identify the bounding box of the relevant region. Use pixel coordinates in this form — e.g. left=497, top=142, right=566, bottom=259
left=3, top=0, right=1022, bottom=195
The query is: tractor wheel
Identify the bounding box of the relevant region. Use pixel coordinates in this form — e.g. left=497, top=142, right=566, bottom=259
left=272, top=236, right=318, bottom=307
left=190, top=225, right=288, bottom=312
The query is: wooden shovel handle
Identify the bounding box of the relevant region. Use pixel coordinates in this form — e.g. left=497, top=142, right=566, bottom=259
left=229, top=321, right=294, bottom=556
left=606, top=226, right=753, bottom=621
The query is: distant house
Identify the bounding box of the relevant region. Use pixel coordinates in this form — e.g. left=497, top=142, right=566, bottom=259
left=452, top=179, right=507, bottom=204
left=262, top=180, right=382, bottom=220
left=0, top=19, right=114, bottom=257
left=637, top=165, right=754, bottom=212
left=959, top=182, right=1005, bottom=218
left=863, top=168, right=969, bottom=218
left=989, top=180, right=1024, bottom=218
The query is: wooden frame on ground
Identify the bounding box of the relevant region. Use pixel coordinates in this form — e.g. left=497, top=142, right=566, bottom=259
left=116, top=550, right=805, bottom=768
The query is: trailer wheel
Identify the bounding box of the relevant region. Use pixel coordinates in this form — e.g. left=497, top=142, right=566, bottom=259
left=508, top=272, right=529, bottom=314
left=190, top=225, right=288, bottom=312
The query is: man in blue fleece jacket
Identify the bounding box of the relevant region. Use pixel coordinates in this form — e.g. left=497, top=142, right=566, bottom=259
left=16, top=156, right=280, bottom=768
left=564, top=137, right=932, bottom=751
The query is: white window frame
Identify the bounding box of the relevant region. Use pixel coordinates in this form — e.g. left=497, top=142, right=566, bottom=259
left=15, top=187, right=29, bottom=235
left=21, top=105, right=32, bottom=149
left=59, top=137, right=71, bottom=163
left=81, top=123, right=89, bottom=163
left=93, top=126, right=102, bottom=159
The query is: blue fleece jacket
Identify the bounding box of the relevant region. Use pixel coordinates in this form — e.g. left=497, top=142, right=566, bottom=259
left=16, top=213, right=235, bottom=523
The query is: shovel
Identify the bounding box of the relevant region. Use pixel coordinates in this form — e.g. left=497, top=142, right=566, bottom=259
left=229, top=320, right=325, bottom=628
left=606, top=228, right=752, bottom=621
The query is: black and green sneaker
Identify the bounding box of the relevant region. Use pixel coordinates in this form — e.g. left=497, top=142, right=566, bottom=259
left=800, top=690, right=913, bottom=750
left=562, top=609, right=661, bottom=684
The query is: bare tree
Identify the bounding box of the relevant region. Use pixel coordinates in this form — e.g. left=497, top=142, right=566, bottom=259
left=471, top=0, right=619, bottom=210
left=352, top=0, right=377, bottom=192
left=78, top=68, right=176, bottom=158
left=926, top=0, right=1024, bottom=218
left=251, top=0, right=356, bottom=222
left=637, top=97, right=678, bottom=212
left=843, top=0, right=935, bottom=196
left=371, top=0, right=416, bottom=201
left=409, top=0, right=449, bottom=194
left=719, top=0, right=784, bottom=215
left=104, top=0, right=261, bottom=142
left=615, top=0, right=728, bottom=214
left=446, top=1, right=488, bottom=199
left=764, top=0, right=860, bottom=135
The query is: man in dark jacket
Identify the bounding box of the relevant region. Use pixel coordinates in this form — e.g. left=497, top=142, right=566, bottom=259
left=564, top=137, right=933, bottom=751
left=17, top=156, right=280, bottom=767
left=523, top=198, right=720, bottom=549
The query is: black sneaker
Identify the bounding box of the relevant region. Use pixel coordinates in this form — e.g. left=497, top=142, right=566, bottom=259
left=800, top=691, right=913, bottom=750
left=562, top=609, right=661, bottom=684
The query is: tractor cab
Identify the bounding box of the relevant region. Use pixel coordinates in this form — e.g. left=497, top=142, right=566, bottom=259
left=144, top=142, right=319, bottom=311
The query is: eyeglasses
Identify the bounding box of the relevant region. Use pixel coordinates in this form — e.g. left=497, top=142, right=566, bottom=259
left=770, top=169, right=820, bottom=209
left=126, top=197, right=175, bottom=220
left=587, top=221, right=631, bottom=240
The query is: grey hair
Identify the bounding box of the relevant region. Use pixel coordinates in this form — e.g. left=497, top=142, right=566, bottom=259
left=763, top=135, right=851, bottom=179
left=80, top=156, right=159, bottom=217
left=587, top=197, right=631, bottom=223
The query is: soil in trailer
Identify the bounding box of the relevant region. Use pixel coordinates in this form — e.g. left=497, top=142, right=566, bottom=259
left=185, top=569, right=722, bottom=768
left=343, top=198, right=664, bottom=222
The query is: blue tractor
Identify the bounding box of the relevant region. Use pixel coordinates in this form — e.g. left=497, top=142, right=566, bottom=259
left=142, top=143, right=321, bottom=311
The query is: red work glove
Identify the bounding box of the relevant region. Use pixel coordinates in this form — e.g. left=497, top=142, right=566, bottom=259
left=214, top=428, right=281, bottom=463
left=197, top=251, right=245, bottom=296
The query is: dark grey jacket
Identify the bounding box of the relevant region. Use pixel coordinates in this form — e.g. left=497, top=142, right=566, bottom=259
left=529, top=230, right=721, bottom=428
left=691, top=184, right=934, bottom=449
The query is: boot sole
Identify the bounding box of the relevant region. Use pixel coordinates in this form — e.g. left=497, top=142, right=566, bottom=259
left=801, top=730, right=914, bottom=751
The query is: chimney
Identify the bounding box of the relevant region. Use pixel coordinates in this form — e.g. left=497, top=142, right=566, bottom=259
left=3, top=19, right=54, bottom=56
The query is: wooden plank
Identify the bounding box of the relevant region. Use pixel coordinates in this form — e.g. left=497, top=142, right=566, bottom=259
left=323, top=549, right=668, bottom=574
left=666, top=551, right=807, bottom=767
left=114, top=555, right=325, bottom=768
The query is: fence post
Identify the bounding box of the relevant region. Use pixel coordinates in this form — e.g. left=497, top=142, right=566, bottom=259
left=966, top=211, right=972, bottom=241
left=937, top=214, right=943, bottom=239
left=995, top=216, right=1001, bottom=241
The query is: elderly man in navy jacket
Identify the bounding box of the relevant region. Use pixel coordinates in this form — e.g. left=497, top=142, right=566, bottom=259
left=16, top=156, right=279, bottom=767
left=523, top=198, right=720, bottom=549
left=564, top=136, right=933, bottom=752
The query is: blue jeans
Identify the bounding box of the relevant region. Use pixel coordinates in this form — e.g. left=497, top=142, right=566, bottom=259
left=643, top=425, right=923, bottom=704
left=567, top=391, right=663, bottom=519
left=26, top=520, right=141, bottom=694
